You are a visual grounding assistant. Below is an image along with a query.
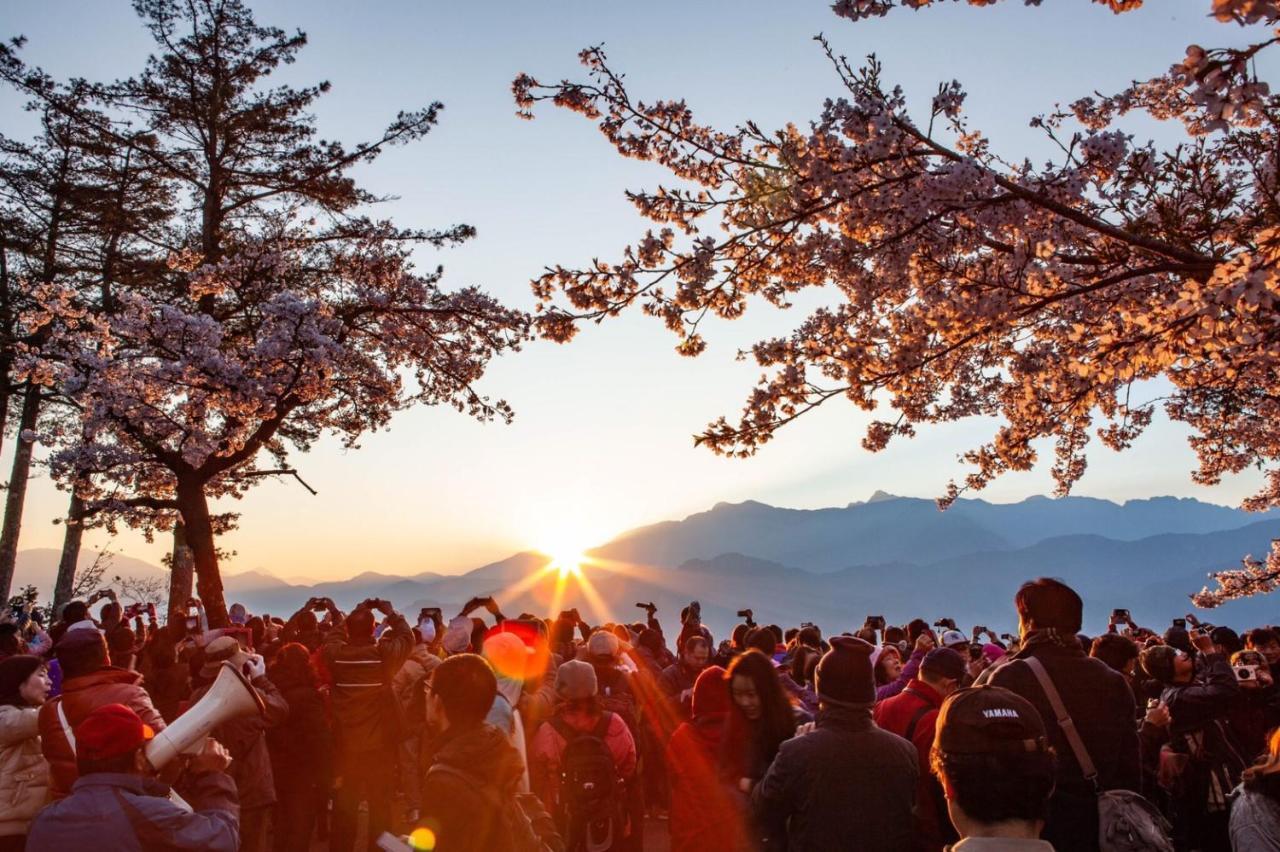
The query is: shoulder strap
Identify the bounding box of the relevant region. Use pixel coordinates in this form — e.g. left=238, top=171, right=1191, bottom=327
left=593, top=711, right=614, bottom=740
left=56, top=699, right=77, bottom=755
left=1022, top=657, right=1099, bottom=786
left=549, top=714, right=576, bottom=744
left=904, top=702, right=933, bottom=744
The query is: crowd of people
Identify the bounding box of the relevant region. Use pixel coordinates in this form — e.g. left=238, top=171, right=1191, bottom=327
left=1, top=579, right=1279, bottom=851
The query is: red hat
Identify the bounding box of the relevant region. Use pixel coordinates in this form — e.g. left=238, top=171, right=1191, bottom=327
left=691, top=665, right=730, bottom=720
left=75, top=703, right=154, bottom=761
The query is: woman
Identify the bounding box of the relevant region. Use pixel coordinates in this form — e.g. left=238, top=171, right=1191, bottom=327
left=872, top=632, right=932, bottom=702
left=666, top=666, right=752, bottom=852
left=721, top=649, right=796, bottom=794
left=266, top=642, right=332, bottom=852
left=0, top=655, right=52, bottom=851
left=1231, top=727, right=1280, bottom=849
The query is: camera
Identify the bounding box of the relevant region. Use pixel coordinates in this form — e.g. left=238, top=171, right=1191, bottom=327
left=418, top=607, right=442, bottom=620
left=1235, top=664, right=1259, bottom=681
left=1111, top=608, right=1130, bottom=621
left=635, top=602, right=656, bottom=612
left=123, top=603, right=143, bottom=619
left=736, top=608, right=753, bottom=619
left=934, top=618, right=957, bottom=631
left=1172, top=618, right=1186, bottom=630
left=865, top=615, right=887, bottom=631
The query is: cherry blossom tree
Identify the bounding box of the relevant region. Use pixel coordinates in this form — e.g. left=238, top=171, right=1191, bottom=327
left=4, top=0, right=531, bottom=625
left=515, top=0, right=1280, bottom=605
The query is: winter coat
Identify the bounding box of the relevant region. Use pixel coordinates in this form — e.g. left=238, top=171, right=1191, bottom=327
left=1160, top=652, right=1248, bottom=818
left=419, top=722, right=526, bottom=852
left=26, top=770, right=239, bottom=852
left=39, top=666, right=168, bottom=799
left=319, top=615, right=413, bottom=756
left=752, top=703, right=918, bottom=851
left=875, top=679, right=955, bottom=851
left=530, top=705, right=638, bottom=814
left=391, top=643, right=441, bottom=731
left=666, top=673, right=751, bottom=852
left=266, top=668, right=332, bottom=787
left=659, top=660, right=700, bottom=709
left=0, top=704, right=50, bottom=836
left=1230, top=781, right=1280, bottom=851
left=189, top=672, right=290, bottom=810
left=980, top=637, right=1140, bottom=852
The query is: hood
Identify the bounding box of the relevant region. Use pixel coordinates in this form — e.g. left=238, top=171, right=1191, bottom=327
left=434, top=723, right=523, bottom=790
left=691, top=665, right=729, bottom=720
left=63, top=666, right=143, bottom=692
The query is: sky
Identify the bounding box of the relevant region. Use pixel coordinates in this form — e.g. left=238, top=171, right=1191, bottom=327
left=1, top=0, right=1271, bottom=582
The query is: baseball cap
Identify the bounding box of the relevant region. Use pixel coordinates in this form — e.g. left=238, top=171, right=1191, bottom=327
left=940, top=630, right=969, bottom=648
left=921, top=647, right=966, bottom=681
left=935, top=686, right=1048, bottom=755
left=75, top=703, right=154, bottom=761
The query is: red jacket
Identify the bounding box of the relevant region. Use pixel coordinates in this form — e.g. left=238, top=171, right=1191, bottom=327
left=666, top=716, right=752, bottom=852
left=39, top=667, right=168, bottom=799
left=873, top=679, right=952, bottom=851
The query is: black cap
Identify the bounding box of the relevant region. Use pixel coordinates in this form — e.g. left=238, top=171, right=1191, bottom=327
left=935, top=686, right=1048, bottom=755
left=921, top=647, right=967, bottom=682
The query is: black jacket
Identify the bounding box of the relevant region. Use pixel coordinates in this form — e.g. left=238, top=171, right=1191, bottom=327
left=752, top=704, right=917, bottom=852
left=419, top=723, right=526, bottom=852
left=982, top=639, right=1140, bottom=852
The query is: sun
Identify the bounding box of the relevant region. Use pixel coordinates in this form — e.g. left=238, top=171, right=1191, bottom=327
left=550, top=550, right=586, bottom=578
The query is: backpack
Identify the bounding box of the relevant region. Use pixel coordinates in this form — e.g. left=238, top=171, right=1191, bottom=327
left=425, top=763, right=563, bottom=852
left=1022, top=658, right=1174, bottom=852
left=550, top=712, right=626, bottom=852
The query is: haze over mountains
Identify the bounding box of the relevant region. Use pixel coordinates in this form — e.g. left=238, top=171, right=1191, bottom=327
left=16, top=493, right=1280, bottom=636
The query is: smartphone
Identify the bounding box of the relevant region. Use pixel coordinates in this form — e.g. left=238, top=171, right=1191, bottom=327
left=935, top=618, right=957, bottom=631
left=1112, top=608, right=1130, bottom=621
left=865, top=615, right=887, bottom=631
left=1172, top=618, right=1187, bottom=629
left=419, top=607, right=442, bottom=620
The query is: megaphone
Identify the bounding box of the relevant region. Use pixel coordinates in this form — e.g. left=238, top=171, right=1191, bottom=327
left=146, top=661, right=265, bottom=770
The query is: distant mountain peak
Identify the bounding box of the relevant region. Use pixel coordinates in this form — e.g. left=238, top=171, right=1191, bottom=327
left=867, top=490, right=900, bottom=503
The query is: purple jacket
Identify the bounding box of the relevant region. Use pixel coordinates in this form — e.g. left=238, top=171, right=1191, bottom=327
left=875, top=647, right=925, bottom=703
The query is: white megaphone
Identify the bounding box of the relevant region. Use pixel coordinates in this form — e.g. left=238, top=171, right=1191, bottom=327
left=146, top=661, right=266, bottom=770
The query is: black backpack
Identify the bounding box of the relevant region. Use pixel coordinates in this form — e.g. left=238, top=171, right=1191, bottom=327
left=550, top=712, right=626, bottom=852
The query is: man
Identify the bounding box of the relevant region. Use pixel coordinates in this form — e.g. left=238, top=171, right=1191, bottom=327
left=190, top=636, right=289, bottom=852
left=876, top=647, right=966, bottom=851
left=418, top=653, right=541, bottom=852
left=930, top=686, right=1056, bottom=851
left=320, top=597, right=414, bottom=852
left=753, top=635, right=917, bottom=851
left=978, top=578, right=1140, bottom=851
left=40, top=625, right=168, bottom=798
left=940, top=629, right=970, bottom=657
left=27, top=703, right=239, bottom=851
left=1245, top=627, right=1280, bottom=668
left=659, top=634, right=710, bottom=719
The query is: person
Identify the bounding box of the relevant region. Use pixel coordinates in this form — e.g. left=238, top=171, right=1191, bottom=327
left=930, top=686, right=1056, bottom=851
left=1246, top=628, right=1280, bottom=669
left=978, top=578, right=1139, bottom=851
left=665, top=665, right=752, bottom=852
left=659, top=635, right=710, bottom=720
left=392, top=610, right=444, bottom=821
left=1225, top=648, right=1280, bottom=762
left=319, top=597, right=413, bottom=852
left=1140, top=628, right=1245, bottom=851
left=190, top=636, right=289, bottom=852
left=530, top=658, right=638, bottom=849
left=265, top=643, right=331, bottom=852
left=1230, top=727, right=1280, bottom=850
left=753, top=635, right=917, bottom=851
left=418, top=653, right=551, bottom=852
left=0, top=656, right=52, bottom=851
left=39, top=624, right=167, bottom=798
left=721, top=649, right=796, bottom=800
left=874, top=630, right=934, bottom=701
left=875, top=647, right=966, bottom=851
left=26, top=703, right=239, bottom=852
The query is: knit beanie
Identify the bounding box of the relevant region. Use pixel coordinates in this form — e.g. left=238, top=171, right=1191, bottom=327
left=921, top=647, right=966, bottom=682
left=1140, top=645, right=1178, bottom=684
left=815, top=636, right=876, bottom=706
left=691, top=665, right=730, bottom=720
left=0, top=655, right=43, bottom=707
left=556, top=659, right=598, bottom=701
left=587, top=630, right=621, bottom=662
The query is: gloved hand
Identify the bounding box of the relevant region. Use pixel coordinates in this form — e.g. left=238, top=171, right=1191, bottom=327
left=243, top=654, right=266, bottom=681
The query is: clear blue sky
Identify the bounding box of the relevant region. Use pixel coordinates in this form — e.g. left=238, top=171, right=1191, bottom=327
left=2, top=0, right=1268, bottom=580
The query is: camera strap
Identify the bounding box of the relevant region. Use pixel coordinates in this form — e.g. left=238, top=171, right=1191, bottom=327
left=1022, top=656, right=1101, bottom=791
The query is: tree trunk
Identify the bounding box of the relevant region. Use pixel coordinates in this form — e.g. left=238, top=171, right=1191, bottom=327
left=52, top=491, right=85, bottom=617
left=167, top=521, right=194, bottom=625
left=0, top=387, right=41, bottom=601
left=176, top=477, right=226, bottom=627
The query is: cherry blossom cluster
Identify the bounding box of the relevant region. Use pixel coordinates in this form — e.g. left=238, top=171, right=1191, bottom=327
left=515, top=1, right=1280, bottom=605
left=1193, top=540, right=1280, bottom=608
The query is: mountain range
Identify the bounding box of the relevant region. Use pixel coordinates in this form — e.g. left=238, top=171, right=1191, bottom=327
left=14, top=493, right=1280, bottom=637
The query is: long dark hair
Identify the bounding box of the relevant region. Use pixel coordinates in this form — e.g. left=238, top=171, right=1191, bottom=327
left=723, top=650, right=796, bottom=778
